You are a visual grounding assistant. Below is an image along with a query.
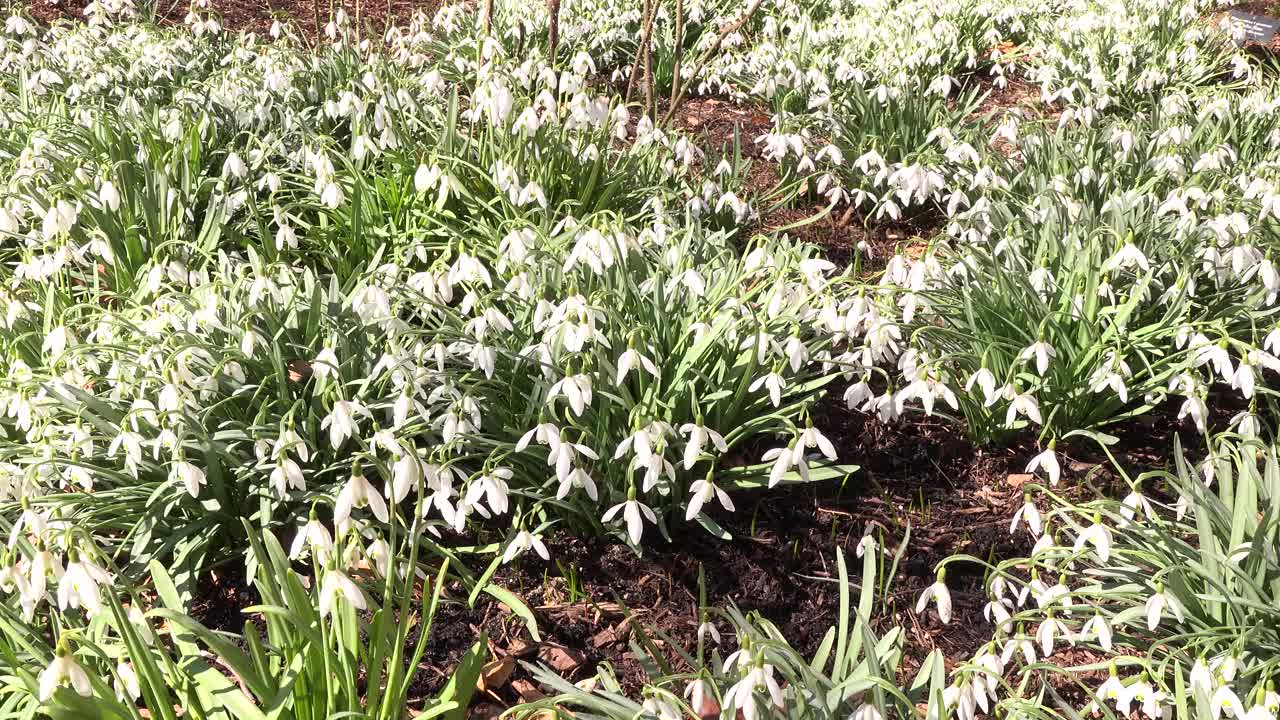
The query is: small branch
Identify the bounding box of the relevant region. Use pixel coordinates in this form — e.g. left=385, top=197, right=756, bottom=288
left=624, top=0, right=657, bottom=104
left=661, top=0, right=765, bottom=126
left=670, top=0, right=685, bottom=106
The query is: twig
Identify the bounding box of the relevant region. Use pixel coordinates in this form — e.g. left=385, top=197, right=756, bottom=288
left=670, top=0, right=685, bottom=106
left=661, top=0, right=765, bottom=126
left=624, top=0, right=657, bottom=104
left=484, top=0, right=494, bottom=34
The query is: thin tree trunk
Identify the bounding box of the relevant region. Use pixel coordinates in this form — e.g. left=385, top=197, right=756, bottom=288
left=546, top=0, right=562, bottom=63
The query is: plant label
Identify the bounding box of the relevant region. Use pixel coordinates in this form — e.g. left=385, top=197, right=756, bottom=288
left=1228, top=10, right=1280, bottom=45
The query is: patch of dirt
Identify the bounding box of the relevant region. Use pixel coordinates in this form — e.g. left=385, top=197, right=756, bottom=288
left=757, top=203, right=942, bottom=270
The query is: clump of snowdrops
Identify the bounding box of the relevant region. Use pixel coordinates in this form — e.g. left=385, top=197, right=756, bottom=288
left=931, top=435, right=1280, bottom=720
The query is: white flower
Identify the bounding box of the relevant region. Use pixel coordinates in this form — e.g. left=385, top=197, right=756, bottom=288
left=1018, top=341, right=1056, bottom=376
left=1190, top=657, right=1214, bottom=698
left=1073, top=518, right=1113, bottom=563
left=1024, top=447, right=1060, bottom=486
left=1213, top=686, right=1245, bottom=720
left=390, top=453, right=422, bottom=503
left=548, top=374, right=593, bottom=416
left=289, top=517, right=334, bottom=563
left=723, top=665, right=784, bottom=720
left=915, top=577, right=952, bottom=624
left=679, top=423, right=729, bottom=469
left=749, top=371, right=787, bottom=407
left=38, top=649, right=92, bottom=701
left=1145, top=584, right=1185, bottom=631
left=335, top=470, right=390, bottom=529
left=602, top=497, right=657, bottom=545
left=1103, top=242, right=1150, bottom=273
left=795, top=426, right=838, bottom=462
left=57, top=556, right=111, bottom=618
left=319, top=568, right=367, bottom=617
left=313, top=347, right=340, bottom=380
left=1035, top=616, right=1073, bottom=656
left=466, top=468, right=512, bottom=516
left=320, top=400, right=370, bottom=449
left=1005, top=392, right=1042, bottom=426
left=170, top=459, right=207, bottom=498
left=502, top=530, right=550, bottom=563
left=114, top=662, right=140, bottom=701
left=686, top=479, right=735, bottom=520
left=616, top=347, right=660, bottom=383
left=1009, top=496, right=1042, bottom=536
left=1095, top=674, right=1127, bottom=710
left=1081, top=613, right=1112, bottom=651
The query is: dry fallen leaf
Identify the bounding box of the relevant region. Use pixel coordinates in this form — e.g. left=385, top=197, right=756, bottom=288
left=538, top=644, right=585, bottom=673
left=511, top=679, right=546, bottom=702
left=476, top=655, right=516, bottom=693
left=287, top=359, right=312, bottom=382
left=1006, top=473, right=1033, bottom=487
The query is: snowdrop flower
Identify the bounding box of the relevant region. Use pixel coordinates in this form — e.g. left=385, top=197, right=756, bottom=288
left=1121, top=489, right=1155, bottom=526
left=750, top=370, right=786, bottom=407
left=319, top=568, right=367, bottom=617
left=321, top=400, right=370, bottom=449
left=795, top=426, right=837, bottom=462
left=1035, top=614, right=1073, bottom=656
left=1103, top=242, right=1151, bottom=273
left=723, top=665, right=784, bottom=720
left=222, top=152, right=247, bottom=179
left=1128, top=677, right=1167, bottom=720
left=1024, top=444, right=1060, bottom=486
left=1018, top=340, right=1056, bottom=376
left=1213, top=686, right=1245, bottom=720
left=170, top=457, right=207, bottom=498
left=114, top=662, right=140, bottom=702
left=679, top=423, right=729, bottom=469
left=1009, top=495, right=1042, bottom=536
left=58, top=554, right=111, bottom=618
left=98, top=180, right=120, bottom=212
left=1006, top=392, right=1043, bottom=426
left=548, top=373, right=593, bottom=416
left=686, top=478, right=735, bottom=520
left=915, top=572, right=952, bottom=624
left=466, top=468, right=512, bottom=516
left=335, top=466, right=390, bottom=529
left=965, top=368, right=1000, bottom=406
left=289, top=514, right=335, bottom=563
left=616, top=346, right=660, bottom=383
left=389, top=452, right=422, bottom=503
left=602, top=491, right=657, bottom=545
left=698, top=621, right=720, bottom=645
left=1081, top=612, right=1113, bottom=651
left=502, top=530, right=549, bottom=563
left=1073, top=515, right=1113, bottom=563
left=38, top=642, right=91, bottom=701
left=1094, top=671, right=1128, bottom=712
left=1190, top=657, right=1214, bottom=698
left=1144, top=582, right=1185, bottom=630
